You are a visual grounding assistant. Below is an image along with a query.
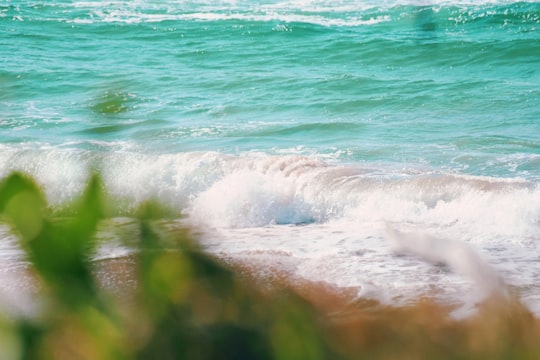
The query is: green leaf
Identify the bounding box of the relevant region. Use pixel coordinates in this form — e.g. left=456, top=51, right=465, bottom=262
left=0, top=173, right=45, bottom=242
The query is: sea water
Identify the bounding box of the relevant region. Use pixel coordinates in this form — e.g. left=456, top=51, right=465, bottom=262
left=1, top=0, right=539, bottom=315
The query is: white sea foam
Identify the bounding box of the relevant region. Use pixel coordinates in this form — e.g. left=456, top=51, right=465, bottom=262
left=1, top=148, right=539, bottom=314
left=1, top=148, right=538, bottom=237
left=61, top=0, right=537, bottom=25
left=66, top=10, right=390, bottom=27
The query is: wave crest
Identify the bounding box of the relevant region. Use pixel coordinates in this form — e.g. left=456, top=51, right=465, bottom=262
left=1, top=148, right=538, bottom=243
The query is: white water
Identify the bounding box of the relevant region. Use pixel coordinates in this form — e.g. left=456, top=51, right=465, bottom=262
left=1, top=149, right=539, bottom=316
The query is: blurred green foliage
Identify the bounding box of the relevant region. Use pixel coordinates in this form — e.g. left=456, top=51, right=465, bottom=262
left=0, top=172, right=329, bottom=360
left=0, top=172, right=539, bottom=360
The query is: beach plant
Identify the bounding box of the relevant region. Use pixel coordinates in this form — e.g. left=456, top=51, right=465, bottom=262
left=0, top=172, right=329, bottom=359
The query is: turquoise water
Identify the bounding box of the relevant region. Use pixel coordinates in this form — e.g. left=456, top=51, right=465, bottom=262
left=2, top=1, right=539, bottom=178
left=1, top=1, right=540, bottom=315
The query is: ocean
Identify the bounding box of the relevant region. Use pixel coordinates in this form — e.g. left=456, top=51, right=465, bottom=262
left=1, top=0, right=539, bottom=316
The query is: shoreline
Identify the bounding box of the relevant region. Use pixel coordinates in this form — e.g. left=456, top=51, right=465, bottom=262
left=0, top=236, right=540, bottom=359
left=0, top=171, right=539, bottom=358
left=96, top=252, right=540, bottom=359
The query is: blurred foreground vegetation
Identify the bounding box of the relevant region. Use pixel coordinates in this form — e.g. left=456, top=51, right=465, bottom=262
left=0, top=172, right=539, bottom=359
